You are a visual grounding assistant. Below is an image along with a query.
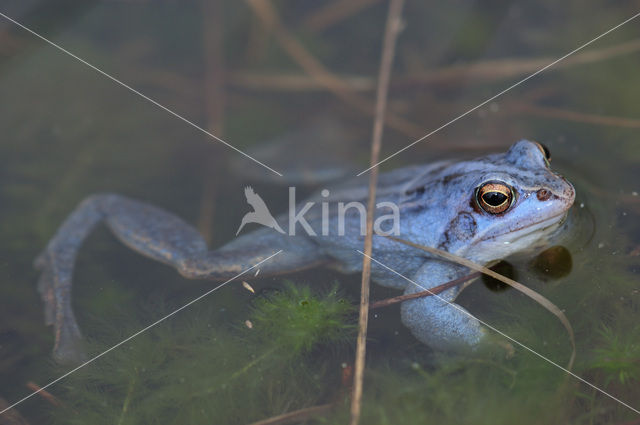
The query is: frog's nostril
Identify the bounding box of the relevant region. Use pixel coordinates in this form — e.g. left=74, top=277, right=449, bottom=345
left=537, top=189, right=551, bottom=201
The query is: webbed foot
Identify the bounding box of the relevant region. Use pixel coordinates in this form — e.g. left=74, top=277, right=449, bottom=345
left=35, top=251, right=87, bottom=364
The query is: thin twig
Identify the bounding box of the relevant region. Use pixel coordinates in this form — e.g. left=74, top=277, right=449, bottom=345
left=244, top=7, right=273, bottom=64
left=369, top=272, right=481, bottom=309
left=350, top=1, right=405, bottom=424
left=245, top=0, right=421, bottom=138
left=513, top=103, right=640, bottom=128
left=228, top=38, right=640, bottom=93
left=24, top=382, right=61, bottom=407
left=197, top=0, right=226, bottom=244
left=303, top=0, right=383, bottom=32
left=246, top=403, right=334, bottom=425
left=0, top=396, right=29, bottom=425
left=395, top=38, right=640, bottom=88
left=229, top=72, right=375, bottom=92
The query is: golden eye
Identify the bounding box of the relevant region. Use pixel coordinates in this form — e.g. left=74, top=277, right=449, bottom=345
left=534, top=142, right=551, bottom=164
left=476, top=182, right=514, bottom=214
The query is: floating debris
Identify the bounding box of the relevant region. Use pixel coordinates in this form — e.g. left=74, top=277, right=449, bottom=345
left=242, top=281, right=255, bottom=293
left=254, top=269, right=260, bottom=277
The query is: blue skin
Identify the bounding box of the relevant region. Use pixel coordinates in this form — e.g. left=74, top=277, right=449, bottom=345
left=35, top=140, right=575, bottom=363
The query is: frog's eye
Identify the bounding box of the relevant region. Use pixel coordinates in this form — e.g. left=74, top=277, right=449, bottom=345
left=476, top=182, right=514, bottom=214
left=534, top=142, right=551, bottom=164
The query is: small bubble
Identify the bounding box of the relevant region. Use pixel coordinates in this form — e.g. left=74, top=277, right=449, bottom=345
left=579, top=203, right=585, bottom=208
left=489, top=102, right=499, bottom=112
left=632, top=191, right=638, bottom=197
left=598, top=243, right=605, bottom=249
left=321, top=189, right=330, bottom=197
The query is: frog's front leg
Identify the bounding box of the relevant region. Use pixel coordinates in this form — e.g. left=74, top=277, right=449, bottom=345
left=35, top=193, right=325, bottom=364
left=400, top=260, right=486, bottom=349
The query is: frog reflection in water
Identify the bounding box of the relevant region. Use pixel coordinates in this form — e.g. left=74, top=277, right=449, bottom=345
left=36, top=140, right=575, bottom=363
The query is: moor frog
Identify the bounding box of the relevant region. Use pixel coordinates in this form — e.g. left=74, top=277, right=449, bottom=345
left=35, top=140, right=575, bottom=363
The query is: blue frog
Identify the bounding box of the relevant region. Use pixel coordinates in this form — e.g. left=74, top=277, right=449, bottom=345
left=36, top=140, right=575, bottom=363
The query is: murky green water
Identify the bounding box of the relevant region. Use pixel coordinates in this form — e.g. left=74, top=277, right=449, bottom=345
left=1, top=1, right=639, bottom=424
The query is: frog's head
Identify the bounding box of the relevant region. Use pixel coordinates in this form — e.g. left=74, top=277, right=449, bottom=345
left=429, top=140, right=575, bottom=262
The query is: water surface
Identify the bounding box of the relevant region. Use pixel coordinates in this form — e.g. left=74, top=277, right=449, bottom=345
left=1, top=1, right=639, bottom=423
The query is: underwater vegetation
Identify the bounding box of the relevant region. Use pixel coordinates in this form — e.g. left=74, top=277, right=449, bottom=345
left=48, top=283, right=354, bottom=425
left=41, top=258, right=640, bottom=425
left=591, top=325, right=640, bottom=387
left=1, top=1, right=640, bottom=424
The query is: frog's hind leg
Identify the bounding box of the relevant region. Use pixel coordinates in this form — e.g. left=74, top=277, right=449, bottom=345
left=36, top=193, right=325, bottom=364
left=35, top=195, right=105, bottom=364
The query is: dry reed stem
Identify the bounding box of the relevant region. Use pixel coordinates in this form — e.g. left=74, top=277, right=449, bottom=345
left=228, top=38, right=640, bottom=93
left=514, top=103, right=640, bottom=128
left=24, top=382, right=61, bottom=407
left=396, top=38, right=640, bottom=87
left=369, top=272, right=481, bottom=309
left=350, top=1, right=405, bottom=424
left=246, top=403, right=333, bottom=425
left=197, top=0, right=226, bottom=244
left=0, top=396, right=29, bottom=425
left=245, top=0, right=422, bottom=138
left=303, top=0, right=383, bottom=32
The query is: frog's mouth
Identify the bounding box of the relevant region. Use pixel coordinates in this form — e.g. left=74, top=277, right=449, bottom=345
left=483, top=210, right=569, bottom=244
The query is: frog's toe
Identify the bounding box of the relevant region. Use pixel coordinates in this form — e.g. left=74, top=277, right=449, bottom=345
left=53, top=320, right=87, bottom=365
left=34, top=252, right=87, bottom=364
left=36, top=266, right=55, bottom=326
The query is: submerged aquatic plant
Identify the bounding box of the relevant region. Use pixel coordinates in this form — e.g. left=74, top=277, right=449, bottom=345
left=48, top=283, right=354, bottom=425
left=323, top=349, right=572, bottom=425
left=249, top=282, right=355, bottom=356
left=590, top=325, right=640, bottom=386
